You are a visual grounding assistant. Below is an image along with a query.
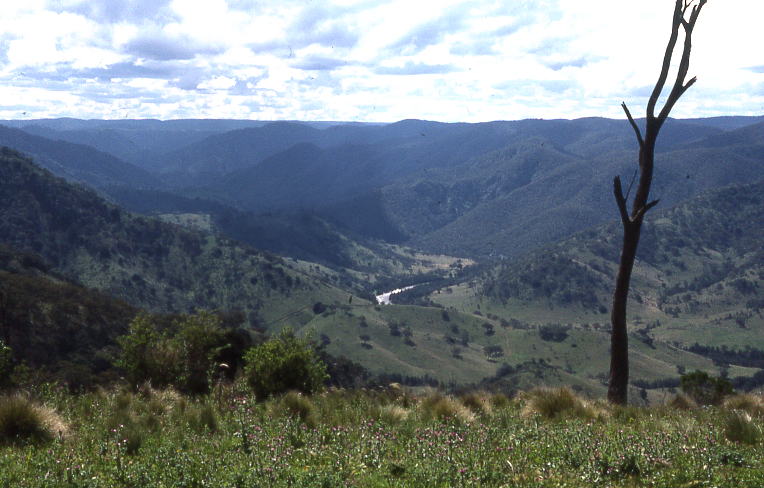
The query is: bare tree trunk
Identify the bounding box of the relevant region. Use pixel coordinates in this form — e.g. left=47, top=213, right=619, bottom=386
left=608, top=0, right=706, bottom=405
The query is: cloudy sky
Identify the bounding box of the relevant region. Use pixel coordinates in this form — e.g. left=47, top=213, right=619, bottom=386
left=0, top=0, right=762, bottom=122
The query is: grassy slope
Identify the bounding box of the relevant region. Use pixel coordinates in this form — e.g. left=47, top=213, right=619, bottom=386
left=1, top=388, right=763, bottom=487
left=422, top=181, right=763, bottom=391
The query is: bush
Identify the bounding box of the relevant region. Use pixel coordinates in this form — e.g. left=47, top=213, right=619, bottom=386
left=117, top=311, right=230, bottom=394
left=538, top=324, right=569, bottom=342
left=0, top=395, right=67, bottom=444
left=117, top=313, right=178, bottom=388
left=680, top=370, right=733, bottom=406
left=243, top=328, right=328, bottom=399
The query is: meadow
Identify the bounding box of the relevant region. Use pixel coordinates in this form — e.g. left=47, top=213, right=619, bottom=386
left=1, top=384, right=763, bottom=487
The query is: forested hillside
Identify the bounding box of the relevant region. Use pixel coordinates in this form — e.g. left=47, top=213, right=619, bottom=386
left=0, top=147, right=352, bottom=325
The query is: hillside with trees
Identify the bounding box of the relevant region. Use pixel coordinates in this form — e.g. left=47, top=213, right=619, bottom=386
left=0, top=147, right=352, bottom=325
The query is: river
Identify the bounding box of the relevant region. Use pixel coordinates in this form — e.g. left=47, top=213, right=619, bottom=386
left=375, top=285, right=416, bottom=305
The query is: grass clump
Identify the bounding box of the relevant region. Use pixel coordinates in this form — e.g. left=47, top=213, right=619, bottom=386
left=419, top=392, right=475, bottom=423
left=520, top=387, right=607, bottom=421
left=0, top=394, right=68, bottom=444
left=723, top=393, right=764, bottom=418
left=488, top=392, right=512, bottom=409
left=668, top=393, right=698, bottom=411
left=724, top=410, right=761, bottom=445
left=459, top=391, right=493, bottom=416
left=186, top=402, right=218, bottom=433
left=275, top=391, right=317, bottom=428
left=377, top=404, right=409, bottom=424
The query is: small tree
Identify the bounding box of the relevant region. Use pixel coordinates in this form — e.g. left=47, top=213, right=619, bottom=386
left=243, top=328, right=328, bottom=399
left=117, top=313, right=175, bottom=387
left=117, top=311, right=229, bottom=394
left=608, top=0, right=706, bottom=405
left=173, top=311, right=228, bottom=394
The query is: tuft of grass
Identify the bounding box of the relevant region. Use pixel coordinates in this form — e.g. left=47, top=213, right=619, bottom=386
left=489, top=393, right=512, bottom=409
left=377, top=404, right=409, bottom=424
left=612, top=405, right=644, bottom=423
left=277, top=391, right=317, bottom=428
left=723, top=393, right=764, bottom=418
left=185, top=402, right=218, bottom=433
left=0, top=395, right=67, bottom=444
left=459, top=391, right=493, bottom=416
left=668, top=393, right=698, bottom=411
left=114, top=391, right=133, bottom=411
left=520, top=387, right=607, bottom=421
left=419, top=393, right=475, bottom=423
left=724, top=410, right=761, bottom=445
left=119, top=422, right=146, bottom=455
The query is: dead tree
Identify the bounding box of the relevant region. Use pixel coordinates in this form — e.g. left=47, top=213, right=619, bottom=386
left=608, top=0, right=706, bottom=405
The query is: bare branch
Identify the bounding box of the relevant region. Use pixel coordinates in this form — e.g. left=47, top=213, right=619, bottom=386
left=624, top=168, right=638, bottom=201
left=646, top=0, right=683, bottom=120
left=634, top=199, right=660, bottom=222
left=613, top=176, right=630, bottom=225
left=657, top=1, right=703, bottom=123
left=621, top=102, right=644, bottom=147
left=645, top=199, right=660, bottom=212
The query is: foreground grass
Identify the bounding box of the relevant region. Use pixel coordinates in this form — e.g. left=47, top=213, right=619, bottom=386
left=1, top=386, right=763, bottom=487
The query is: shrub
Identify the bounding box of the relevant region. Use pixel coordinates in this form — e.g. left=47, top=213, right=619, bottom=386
left=172, top=311, right=228, bottom=394
left=0, top=395, right=67, bottom=444
left=521, top=387, right=607, bottom=421
left=538, top=324, right=569, bottom=342
left=117, top=311, right=230, bottom=394
left=117, top=313, right=178, bottom=388
left=680, top=370, right=733, bottom=406
left=243, top=328, right=328, bottom=399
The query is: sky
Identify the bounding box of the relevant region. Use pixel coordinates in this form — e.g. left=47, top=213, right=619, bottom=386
left=0, top=0, right=762, bottom=122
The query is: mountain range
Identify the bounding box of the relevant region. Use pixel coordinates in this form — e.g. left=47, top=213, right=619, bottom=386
left=0, top=114, right=762, bottom=394
left=5, top=115, right=762, bottom=265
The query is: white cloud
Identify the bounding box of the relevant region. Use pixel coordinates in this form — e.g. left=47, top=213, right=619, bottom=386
left=0, top=0, right=761, bottom=121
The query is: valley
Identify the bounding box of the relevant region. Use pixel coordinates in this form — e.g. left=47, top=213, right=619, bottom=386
left=0, top=115, right=763, bottom=399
